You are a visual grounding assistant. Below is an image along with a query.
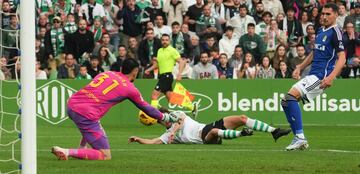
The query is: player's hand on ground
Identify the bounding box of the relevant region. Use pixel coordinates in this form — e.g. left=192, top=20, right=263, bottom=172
left=320, top=76, right=333, bottom=89
left=128, top=136, right=138, bottom=143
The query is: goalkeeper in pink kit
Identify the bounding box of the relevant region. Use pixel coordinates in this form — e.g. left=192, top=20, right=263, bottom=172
left=51, top=58, right=179, bottom=160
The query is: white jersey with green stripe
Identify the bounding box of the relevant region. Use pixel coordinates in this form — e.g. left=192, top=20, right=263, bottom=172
left=159, top=115, right=206, bottom=144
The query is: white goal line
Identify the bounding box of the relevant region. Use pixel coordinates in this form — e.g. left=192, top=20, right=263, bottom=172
left=1, top=148, right=359, bottom=154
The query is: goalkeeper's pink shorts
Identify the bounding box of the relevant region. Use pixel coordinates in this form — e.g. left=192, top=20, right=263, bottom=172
left=67, top=109, right=110, bottom=149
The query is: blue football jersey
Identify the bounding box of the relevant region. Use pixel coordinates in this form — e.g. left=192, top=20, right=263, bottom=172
left=309, top=26, right=344, bottom=79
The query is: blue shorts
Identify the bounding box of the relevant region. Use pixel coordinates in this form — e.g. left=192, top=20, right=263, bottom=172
left=67, top=109, right=110, bottom=150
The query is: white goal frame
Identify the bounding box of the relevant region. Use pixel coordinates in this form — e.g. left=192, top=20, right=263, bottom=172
left=20, top=0, right=36, bottom=173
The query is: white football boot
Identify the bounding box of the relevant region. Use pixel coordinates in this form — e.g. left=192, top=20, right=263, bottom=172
left=51, top=146, right=69, bottom=160
left=286, top=136, right=309, bottom=151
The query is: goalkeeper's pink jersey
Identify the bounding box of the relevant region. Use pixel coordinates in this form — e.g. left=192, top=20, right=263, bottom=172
left=68, top=71, right=163, bottom=121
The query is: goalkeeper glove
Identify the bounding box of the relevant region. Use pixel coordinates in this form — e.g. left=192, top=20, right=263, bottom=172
left=161, top=112, right=180, bottom=123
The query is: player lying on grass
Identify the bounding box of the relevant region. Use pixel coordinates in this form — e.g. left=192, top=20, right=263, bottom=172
left=129, top=108, right=291, bottom=144
left=51, top=58, right=180, bottom=161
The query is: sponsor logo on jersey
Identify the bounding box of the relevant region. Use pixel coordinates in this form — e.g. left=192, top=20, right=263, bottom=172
left=314, top=44, right=326, bottom=51
left=322, top=35, right=327, bottom=42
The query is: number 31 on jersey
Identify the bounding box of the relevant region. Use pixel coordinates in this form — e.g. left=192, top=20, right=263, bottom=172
left=89, top=73, right=119, bottom=95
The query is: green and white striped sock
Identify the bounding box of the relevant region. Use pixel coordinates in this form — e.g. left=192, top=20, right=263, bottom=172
left=246, top=118, right=275, bottom=133
left=217, top=129, right=242, bottom=139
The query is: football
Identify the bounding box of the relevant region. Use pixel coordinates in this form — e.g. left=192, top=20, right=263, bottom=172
left=138, top=111, right=157, bottom=126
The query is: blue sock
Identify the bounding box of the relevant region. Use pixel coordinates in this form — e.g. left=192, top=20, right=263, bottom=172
left=281, top=99, right=296, bottom=134
left=282, top=94, right=304, bottom=135
left=287, top=100, right=304, bottom=135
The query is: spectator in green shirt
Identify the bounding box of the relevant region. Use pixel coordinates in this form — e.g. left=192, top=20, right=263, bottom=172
left=238, top=23, right=266, bottom=64
left=76, top=65, right=93, bottom=80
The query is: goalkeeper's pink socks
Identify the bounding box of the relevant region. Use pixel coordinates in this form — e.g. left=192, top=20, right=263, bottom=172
left=69, top=149, right=105, bottom=160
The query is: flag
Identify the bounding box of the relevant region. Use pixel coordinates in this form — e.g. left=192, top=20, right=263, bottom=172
left=169, top=82, right=194, bottom=110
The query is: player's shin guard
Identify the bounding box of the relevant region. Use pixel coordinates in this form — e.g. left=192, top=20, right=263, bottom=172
left=281, top=98, right=295, bottom=134
left=282, top=94, right=304, bottom=137
left=217, top=130, right=242, bottom=139
left=245, top=118, right=275, bottom=132
left=69, top=149, right=105, bottom=160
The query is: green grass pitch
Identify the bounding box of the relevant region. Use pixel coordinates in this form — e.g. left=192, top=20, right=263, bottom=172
left=1, top=118, right=359, bottom=174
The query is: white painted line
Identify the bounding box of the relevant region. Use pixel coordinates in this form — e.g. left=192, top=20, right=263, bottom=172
left=2, top=148, right=359, bottom=154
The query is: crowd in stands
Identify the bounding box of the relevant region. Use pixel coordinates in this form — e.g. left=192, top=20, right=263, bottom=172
left=0, top=0, right=360, bottom=80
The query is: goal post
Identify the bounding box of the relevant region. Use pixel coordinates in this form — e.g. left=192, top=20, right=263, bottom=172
left=20, top=0, right=37, bottom=173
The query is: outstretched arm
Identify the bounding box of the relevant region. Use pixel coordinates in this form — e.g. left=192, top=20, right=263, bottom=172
left=145, top=59, right=158, bottom=75
left=128, top=136, right=163, bottom=144
left=128, top=89, right=180, bottom=123
left=320, top=51, right=346, bottom=89
left=292, top=51, right=313, bottom=79
left=128, top=88, right=164, bottom=121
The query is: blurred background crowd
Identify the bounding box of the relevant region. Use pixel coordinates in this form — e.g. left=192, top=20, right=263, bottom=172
left=0, top=0, right=359, bottom=80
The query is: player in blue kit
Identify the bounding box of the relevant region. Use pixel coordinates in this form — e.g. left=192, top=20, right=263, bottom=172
left=281, top=3, right=346, bottom=151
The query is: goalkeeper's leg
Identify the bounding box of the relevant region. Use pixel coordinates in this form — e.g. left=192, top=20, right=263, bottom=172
left=52, top=112, right=111, bottom=160
left=52, top=136, right=110, bottom=160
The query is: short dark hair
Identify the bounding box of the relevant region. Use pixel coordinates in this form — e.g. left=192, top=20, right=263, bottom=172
left=155, top=15, right=163, bottom=19
left=161, top=33, right=170, bottom=39
left=10, top=15, right=17, bottom=20
left=90, top=55, right=98, bottom=61
left=171, top=21, right=180, bottom=27
left=239, top=4, right=247, bottom=10
left=121, top=58, right=139, bottom=74
left=200, top=52, right=208, bottom=57
left=206, top=35, right=216, bottom=40
left=65, top=53, right=74, bottom=60
left=225, top=26, right=234, bottom=32
left=145, top=28, right=154, bottom=33
left=219, top=53, right=228, bottom=58
left=247, top=23, right=255, bottom=28
left=324, top=2, right=339, bottom=13
left=118, top=44, right=126, bottom=49
left=262, top=11, right=273, bottom=18
left=296, top=44, right=305, bottom=49
left=102, top=33, right=110, bottom=38
left=67, top=13, right=75, bottom=17
left=287, top=6, right=297, bottom=13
